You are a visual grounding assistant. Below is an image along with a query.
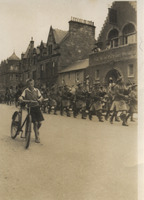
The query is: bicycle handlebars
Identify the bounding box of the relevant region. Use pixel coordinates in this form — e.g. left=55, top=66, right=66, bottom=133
left=20, top=100, right=38, bottom=103
left=19, top=98, right=48, bottom=104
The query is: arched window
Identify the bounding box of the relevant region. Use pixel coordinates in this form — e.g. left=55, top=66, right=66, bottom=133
left=108, top=29, right=119, bottom=48
left=122, top=23, right=136, bottom=44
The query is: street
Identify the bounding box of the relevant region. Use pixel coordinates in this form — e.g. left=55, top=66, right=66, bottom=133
left=0, top=104, right=138, bottom=200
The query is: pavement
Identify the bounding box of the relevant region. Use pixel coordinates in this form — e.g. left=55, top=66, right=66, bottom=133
left=0, top=104, right=142, bottom=200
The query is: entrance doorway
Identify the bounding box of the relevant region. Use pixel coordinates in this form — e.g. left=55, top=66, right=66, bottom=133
left=105, top=69, right=121, bottom=84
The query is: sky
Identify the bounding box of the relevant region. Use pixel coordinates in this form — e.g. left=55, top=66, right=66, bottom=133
left=0, top=0, right=141, bottom=63
left=0, top=0, right=116, bottom=61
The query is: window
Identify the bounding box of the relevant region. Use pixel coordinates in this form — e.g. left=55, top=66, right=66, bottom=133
left=28, top=72, right=30, bottom=78
left=10, top=66, right=14, bottom=70
left=95, top=70, right=100, bottom=80
left=16, top=75, right=18, bottom=81
left=40, top=66, right=44, bottom=79
left=123, top=23, right=136, bottom=45
left=124, top=33, right=136, bottom=45
left=41, top=65, right=45, bottom=71
left=51, top=62, right=55, bottom=76
left=10, top=74, right=15, bottom=80
left=62, top=74, right=65, bottom=84
left=48, top=45, right=52, bottom=55
left=68, top=72, right=71, bottom=80
left=75, top=71, right=80, bottom=82
left=108, top=29, right=119, bottom=48
left=128, top=64, right=134, bottom=77
left=110, top=37, right=119, bottom=48
left=52, top=62, right=55, bottom=68
left=33, top=71, right=36, bottom=80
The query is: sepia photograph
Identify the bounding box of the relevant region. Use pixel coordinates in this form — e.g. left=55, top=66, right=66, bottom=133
left=0, top=0, right=143, bottom=200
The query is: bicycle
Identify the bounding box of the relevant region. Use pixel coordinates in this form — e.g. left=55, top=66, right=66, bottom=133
left=11, top=100, right=38, bottom=149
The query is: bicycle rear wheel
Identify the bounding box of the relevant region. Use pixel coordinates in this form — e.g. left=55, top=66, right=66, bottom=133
left=11, top=111, right=21, bottom=139
left=25, top=115, right=31, bottom=149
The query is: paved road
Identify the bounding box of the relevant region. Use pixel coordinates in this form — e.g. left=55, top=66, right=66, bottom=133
left=0, top=104, right=139, bottom=200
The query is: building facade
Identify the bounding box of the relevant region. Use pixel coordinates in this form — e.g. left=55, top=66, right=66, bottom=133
left=0, top=52, right=21, bottom=91
left=20, top=38, right=36, bottom=85
left=88, top=1, right=137, bottom=86
left=20, top=17, right=96, bottom=88
left=58, top=58, right=89, bottom=86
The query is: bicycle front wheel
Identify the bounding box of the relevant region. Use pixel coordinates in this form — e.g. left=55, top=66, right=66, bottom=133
left=25, top=115, right=31, bottom=149
left=11, top=111, right=21, bottom=139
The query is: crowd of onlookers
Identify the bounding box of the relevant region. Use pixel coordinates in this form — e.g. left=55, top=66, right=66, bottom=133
left=0, top=77, right=137, bottom=126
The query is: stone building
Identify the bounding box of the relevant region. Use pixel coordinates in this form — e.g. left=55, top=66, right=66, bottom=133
left=20, top=38, right=36, bottom=84
left=57, top=17, right=95, bottom=86
left=0, top=52, right=21, bottom=91
left=20, top=17, right=96, bottom=88
left=58, top=58, right=89, bottom=86
left=88, top=1, right=137, bottom=86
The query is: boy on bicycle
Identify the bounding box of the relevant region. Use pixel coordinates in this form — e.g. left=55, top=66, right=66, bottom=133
left=19, top=79, right=44, bottom=143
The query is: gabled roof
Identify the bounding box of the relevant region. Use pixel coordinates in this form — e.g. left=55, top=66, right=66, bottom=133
left=59, top=58, right=89, bottom=73
left=40, top=41, right=47, bottom=48
left=23, top=40, right=34, bottom=59
left=23, top=45, right=33, bottom=58
left=53, top=28, right=68, bottom=44
left=8, top=52, right=20, bottom=61
left=97, top=1, right=137, bottom=41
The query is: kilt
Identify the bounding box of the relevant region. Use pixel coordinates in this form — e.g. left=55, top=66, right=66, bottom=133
left=30, top=106, right=44, bottom=123
left=90, top=101, right=103, bottom=111
left=128, top=104, right=138, bottom=113
left=61, top=99, right=71, bottom=107
left=110, top=100, right=127, bottom=112
left=76, top=100, right=86, bottom=109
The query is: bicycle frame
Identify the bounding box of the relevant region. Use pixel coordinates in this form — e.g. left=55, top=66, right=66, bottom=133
left=18, top=105, right=31, bottom=138
left=11, top=99, right=40, bottom=149
left=17, top=100, right=39, bottom=136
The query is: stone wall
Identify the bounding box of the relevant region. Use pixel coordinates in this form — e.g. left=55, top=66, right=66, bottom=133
left=58, top=20, right=95, bottom=71
left=89, top=43, right=137, bottom=84
left=58, top=70, right=85, bottom=86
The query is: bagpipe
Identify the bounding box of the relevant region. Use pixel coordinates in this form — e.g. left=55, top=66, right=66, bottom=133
left=76, top=90, right=88, bottom=101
